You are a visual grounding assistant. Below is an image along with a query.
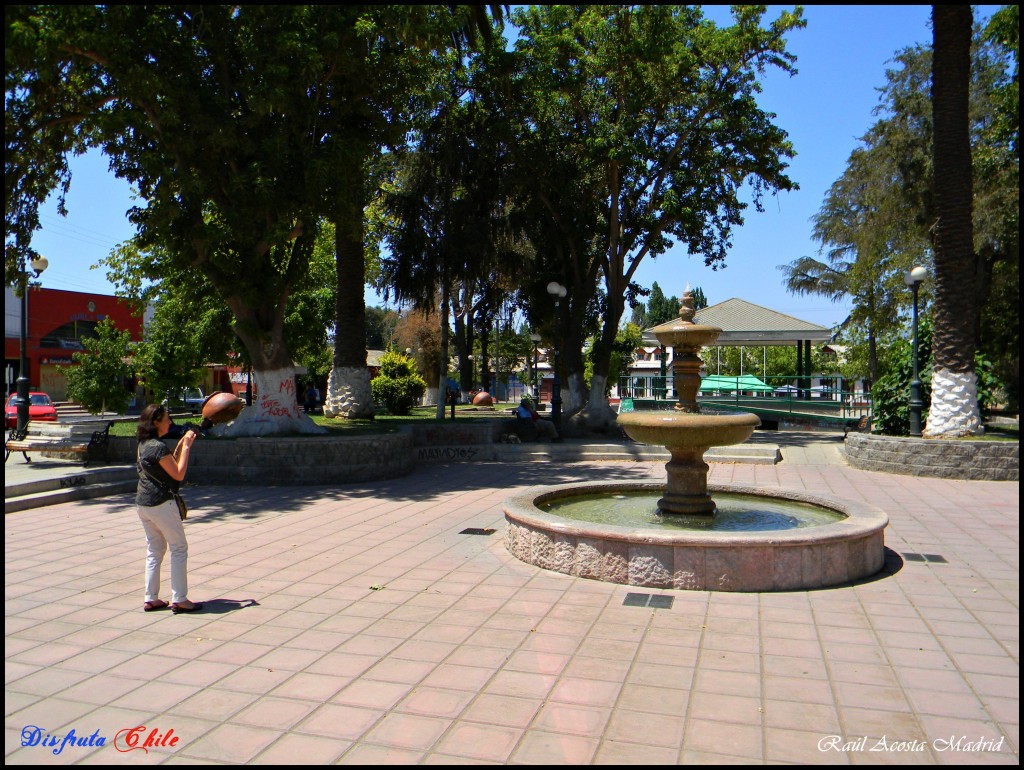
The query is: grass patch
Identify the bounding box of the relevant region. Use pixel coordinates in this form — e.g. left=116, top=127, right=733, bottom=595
left=983, top=422, right=1018, bottom=439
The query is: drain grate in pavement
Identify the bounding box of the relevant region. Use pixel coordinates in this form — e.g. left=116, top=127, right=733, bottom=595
left=623, top=592, right=674, bottom=609
left=459, top=528, right=496, bottom=536
left=902, top=552, right=948, bottom=563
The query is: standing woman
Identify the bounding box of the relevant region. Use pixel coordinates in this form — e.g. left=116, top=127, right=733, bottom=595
left=135, top=404, right=202, bottom=613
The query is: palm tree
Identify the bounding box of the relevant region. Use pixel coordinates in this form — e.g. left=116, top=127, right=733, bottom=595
left=924, top=5, right=982, bottom=436
left=780, top=144, right=911, bottom=386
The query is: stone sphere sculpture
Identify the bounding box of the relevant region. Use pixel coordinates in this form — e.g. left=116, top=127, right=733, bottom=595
left=201, top=392, right=245, bottom=424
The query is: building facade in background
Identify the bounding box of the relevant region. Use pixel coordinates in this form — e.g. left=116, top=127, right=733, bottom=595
left=4, top=287, right=143, bottom=401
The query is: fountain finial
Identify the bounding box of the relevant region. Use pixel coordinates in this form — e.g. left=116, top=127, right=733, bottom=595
left=678, top=286, right=696, bottom=324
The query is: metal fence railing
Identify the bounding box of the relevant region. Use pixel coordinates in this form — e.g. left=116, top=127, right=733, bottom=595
left=617, top=374, right=872, bottom=420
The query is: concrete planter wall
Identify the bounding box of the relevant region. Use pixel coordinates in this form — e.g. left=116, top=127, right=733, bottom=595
left=408, top=419, right=517, bottom=463
left=845, top=433, right=1018, bottom=481
left=109, top=432, right=413, bottom=485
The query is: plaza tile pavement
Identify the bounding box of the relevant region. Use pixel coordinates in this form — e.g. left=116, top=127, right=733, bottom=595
left=5, top=441, right=1018, bottom=764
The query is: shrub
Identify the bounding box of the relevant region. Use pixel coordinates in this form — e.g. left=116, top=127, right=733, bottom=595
left=872, top=316, right=1005, bottom=435
left=64, top=318, right=136, bottom=415
left=370, top=351, right=427, bottom=415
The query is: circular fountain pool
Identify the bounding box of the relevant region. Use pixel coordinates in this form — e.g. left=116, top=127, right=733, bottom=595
left=539, top=491, right=846, bottom=532
left=504, top=482, right=888, bottom=592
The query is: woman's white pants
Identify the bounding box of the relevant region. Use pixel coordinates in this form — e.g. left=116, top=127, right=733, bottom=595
left=137, top=499, right=189, bottom=604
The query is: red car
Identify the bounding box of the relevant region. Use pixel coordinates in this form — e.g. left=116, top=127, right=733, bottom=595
left=5, top=392, right=59, bottom=429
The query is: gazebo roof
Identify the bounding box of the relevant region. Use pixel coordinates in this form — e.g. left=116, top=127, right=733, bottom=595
left=642, top=298, right=833, bottom=347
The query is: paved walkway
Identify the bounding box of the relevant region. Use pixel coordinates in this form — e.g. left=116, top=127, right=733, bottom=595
left=5, top=435, right=1018, bottom=764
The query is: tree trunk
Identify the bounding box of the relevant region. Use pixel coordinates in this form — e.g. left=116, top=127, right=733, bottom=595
left=580, top=317, right=619, bottom=430
left=218, top=299, right=325, bottom=436
left=551, top=293, right=588, bottom=425
left=578, top=276, right=624, bottom=431
left=325, top=189, right=375, bottom=420
left=480, top=317, right=491, bottom=393
left=924, top=5, right=982, bottom=437
left=435, top=287, right=451, bottom=419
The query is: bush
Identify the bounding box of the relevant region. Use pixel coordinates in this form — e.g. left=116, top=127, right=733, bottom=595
left=370, top=351, right=427, bottom=415
left=64, top=318, right=136, bottom=415
left=872, top=316, right=1005, bottom=435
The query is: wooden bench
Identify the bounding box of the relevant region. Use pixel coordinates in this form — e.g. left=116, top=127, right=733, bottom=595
left=5, top=421, right=114, bottom=465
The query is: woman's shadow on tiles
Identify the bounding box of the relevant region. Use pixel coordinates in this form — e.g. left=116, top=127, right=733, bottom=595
left=195, top=598, right=261, bottom=615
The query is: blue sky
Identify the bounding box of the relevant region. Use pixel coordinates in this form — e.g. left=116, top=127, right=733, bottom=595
left=25, top=6, right=1000, bottom=331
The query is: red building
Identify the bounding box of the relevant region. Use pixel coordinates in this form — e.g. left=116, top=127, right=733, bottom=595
left=4, top=287, right=144, bottom=402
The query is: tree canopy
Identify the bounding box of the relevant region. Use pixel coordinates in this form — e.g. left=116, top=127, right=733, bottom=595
left=6, top=5, right=495, bottom=432
left=783, top=9, right=1018, bottom=400
left=508, top=5, right=803, bottom=425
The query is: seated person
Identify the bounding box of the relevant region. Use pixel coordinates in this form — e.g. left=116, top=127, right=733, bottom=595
left=515, top=397, right=559, bottom=441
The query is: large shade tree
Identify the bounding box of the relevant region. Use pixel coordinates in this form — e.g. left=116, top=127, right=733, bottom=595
left=377, top=39, right=525, bottom=415
left=6, top=6, right=344, bottom=434
left=6, top=5, right=499, bottom=434
left=509, top=6, right=803, bottom=429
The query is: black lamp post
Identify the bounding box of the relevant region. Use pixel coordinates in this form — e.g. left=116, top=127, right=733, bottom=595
left=546, top=281, right=567, bottom=430
left=530, top=332, right=541, bottom=399
left=905, top=265, right=927, bottom=437
left=15, top=253, right=49, bottom=433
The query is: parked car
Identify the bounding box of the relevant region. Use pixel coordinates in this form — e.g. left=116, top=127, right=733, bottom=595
left=5, top=391, right=59, bottom=429
left=167, top=387, right=206, bottom=413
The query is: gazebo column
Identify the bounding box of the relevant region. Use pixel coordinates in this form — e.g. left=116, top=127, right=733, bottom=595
left=804, top=339, right=812, bottom=399
left=796, top=340, right=803, bottom=398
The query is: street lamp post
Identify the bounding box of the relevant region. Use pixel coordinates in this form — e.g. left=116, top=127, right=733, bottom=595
left=905, top=265, right=927, bottom=437
left=15, top=254, right=49, bottom=433
left=546, top=282, right=567, bottom=431
left=530, top=332, right=541, bottom=399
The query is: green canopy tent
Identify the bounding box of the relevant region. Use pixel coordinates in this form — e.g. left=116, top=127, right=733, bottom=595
left=698, top=374, right=773, bottom=393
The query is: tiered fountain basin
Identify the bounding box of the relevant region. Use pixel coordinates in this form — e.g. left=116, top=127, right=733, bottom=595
left=616, top=409, right=760, bottom=447
left=504, top=481, right=888, bottom=592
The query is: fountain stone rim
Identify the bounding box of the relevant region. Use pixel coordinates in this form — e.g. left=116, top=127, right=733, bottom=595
left=503, top=481, right=890, bottom=591
left=505, top=481, right=889, bottom=547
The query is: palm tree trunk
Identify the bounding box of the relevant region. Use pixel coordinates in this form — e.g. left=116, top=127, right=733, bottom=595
left=924, top=4, right=982, bottom=437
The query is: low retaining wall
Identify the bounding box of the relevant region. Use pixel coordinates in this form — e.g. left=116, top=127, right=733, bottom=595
left=409, top=419, right=518, bottom=463
left=845, top=433, right=1018, bottom=481
left=109, top=432, right=413, bottom=485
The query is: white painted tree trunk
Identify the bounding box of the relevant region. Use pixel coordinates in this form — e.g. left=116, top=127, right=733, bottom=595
left=564, top=371, right=586, bottom=414
left=324, top=366, right=376, bottom=419
left=577, top=372, right=618, bottom=430
left=923, top=368, right=983, bottom=437
left=587, top=373, right=610, bottom=415
left=214, top=368, right=326, bottom=437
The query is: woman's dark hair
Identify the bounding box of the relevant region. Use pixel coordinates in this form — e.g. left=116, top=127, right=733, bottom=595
left=137, top=404, right=166, bottom=442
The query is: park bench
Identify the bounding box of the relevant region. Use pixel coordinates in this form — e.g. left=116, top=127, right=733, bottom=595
left=5, top=421, right=114, bottom=465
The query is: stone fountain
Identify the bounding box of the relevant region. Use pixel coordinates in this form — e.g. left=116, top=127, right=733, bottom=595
left=504, top=288, right=888, bottom=592
left=617, top=288, right=760, bottom=515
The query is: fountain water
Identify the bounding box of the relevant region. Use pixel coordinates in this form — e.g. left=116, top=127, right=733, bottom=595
left=504, top=288, right=888, bottom=591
